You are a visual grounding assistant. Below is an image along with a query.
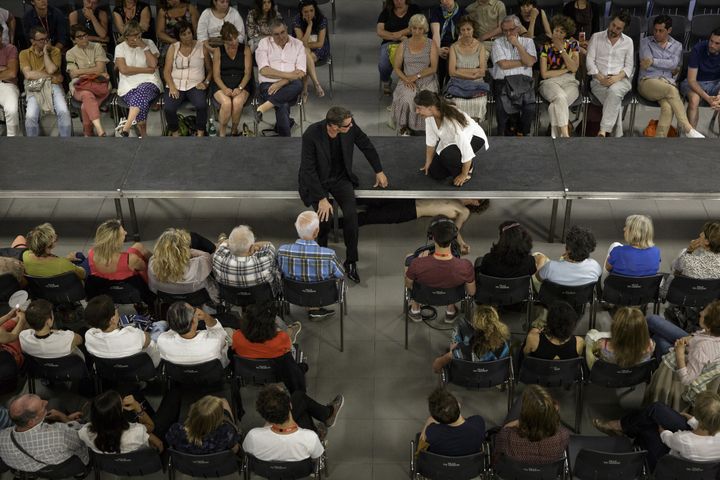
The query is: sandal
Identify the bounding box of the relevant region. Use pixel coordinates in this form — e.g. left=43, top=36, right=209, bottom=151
left=592, top=418, right=623, bottom=437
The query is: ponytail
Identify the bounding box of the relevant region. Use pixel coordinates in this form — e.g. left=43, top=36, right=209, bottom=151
left=413, top=90, right=468, bottom=128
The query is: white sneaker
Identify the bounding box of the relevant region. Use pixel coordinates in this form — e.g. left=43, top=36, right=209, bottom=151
left=686, top=128, right=705, bottom=139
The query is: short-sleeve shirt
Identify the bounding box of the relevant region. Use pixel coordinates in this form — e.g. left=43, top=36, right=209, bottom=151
left=84, top=326, right=160, bottom=366
left=377, top=4, right=421, bottom=45
left=406, top=255, right=474, bottom=289
left=0, top=43, right=18, bottom=84
left=476, top=252, right=536, bottom=278
left=21, top=251, right=85, bottom=278
left=541, top=39, right=580, bottom=70
left=425, top=415, right=485, bottom=456
left=114, top=40, right=163, bottom=96
left=537, top=258, right=602, bottom=286
left=607, top=244, right=661, bottom=276
left=491, top=36, right=537, bottom=79
left=156, top=319, right=230, bottom=367
left=19, top=329, right=76, bottom=359
left=429, top=5, right=466, bottom=47
left=166, top=419, right=241, bottom=454
left=242, top=425, right=324, bottom=461
left=78, top=423, right=149, bottom=453
left=19, top=46, right=63, bottom=84
left=232, top=329, right=291, bottom=359
left=66, top=42, right=108, bottom=92
left=688, top=40, right=720, bottom=82
left=466, top=0, right=506, bottom=39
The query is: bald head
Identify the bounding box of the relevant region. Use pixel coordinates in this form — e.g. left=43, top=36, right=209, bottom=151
left=9, top=394, right=46, bottom=429
left=295, top=211, right=320, bottom=240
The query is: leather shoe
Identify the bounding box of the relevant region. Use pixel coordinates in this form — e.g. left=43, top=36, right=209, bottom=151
left=344, top=261, right=360, bottom=283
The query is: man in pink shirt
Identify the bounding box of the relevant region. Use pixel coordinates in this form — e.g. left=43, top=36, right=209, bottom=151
left=254, top=18, right=305, bottom=136
left=0, top=23, right=19, bottom=136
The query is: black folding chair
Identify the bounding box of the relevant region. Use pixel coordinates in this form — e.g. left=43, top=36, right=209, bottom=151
left=218, top=282, right=276, bottom=308
left=24, top=353, right=92, bottom=394
left=11, top=455, right=91, bottom=480
left=89, top=352, right=158, bottom=392
left=493, top=455, right=566, bottom=480
left=155, top=288, right=211, bottom=317
left=601, top=273, right=665, bottom=314
left=475, top=274, right=533, bottom=330
left=0, top=350, right=20, bottom=395
left=409, top=439, right=487, bottom=480
left=168, top=449, right=242, bottom=480
left=85, top=275, right=144, bottom=304
left=665, top=275, right=720, bottom=308
left=650, top=0, right=692, bottom=17
left=405, top=282, right=469, bottom=350
left=25, top=273, right=86, bottom=305
left=654, top=454, right=720, bottom=480
left=588, top=359, right=656, bottom=388
left=567, top=434, right=642, bottom=480
left=695, top=0, right=720, bottom=15
left=0, top=273, right=20, bottom=303
left=689, top=14, right=720, bottom=48
left=243, top=454, right=319, bottom=480
left=537, top=280, right=598, bottom=329
left=441, top=357, right=514, bottom=413
left=161, top=359, right=227, bottom=391
left=92, top=449, right=163, bottom=478
left=609, top=0, right=647, bottom=16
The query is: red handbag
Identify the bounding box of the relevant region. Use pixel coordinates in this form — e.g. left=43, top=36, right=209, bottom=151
left=75, top=74, right=110, bottom=97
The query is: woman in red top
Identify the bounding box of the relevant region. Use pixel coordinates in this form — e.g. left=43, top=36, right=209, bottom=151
left=88, top=219, right=151, bottom=283
left=232, top=303, right=301, bottom=359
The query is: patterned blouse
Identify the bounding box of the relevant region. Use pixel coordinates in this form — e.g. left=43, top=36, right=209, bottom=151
left=540, top=38, right=579, bottom=70
left=672, top=249, right=720, bottom=279
left=493, top=425, right=570, bottom=465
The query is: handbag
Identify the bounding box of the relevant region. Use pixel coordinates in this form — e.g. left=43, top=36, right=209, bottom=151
left=444, top=77, right=490, bottom=99
left=75, top=74, right=110, bottom=97
left=643, top=119, right=678, bottom=137
left=387, top=42, right=399, bottom=66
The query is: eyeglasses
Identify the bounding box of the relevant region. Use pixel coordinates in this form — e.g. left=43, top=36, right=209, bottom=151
left=338, top=119, right=353, bottom=129
left=33, top=36, right=48, bottom=42
left=271, top=30, right=287, bottom=37
left=75, top=33, right=88, bottom=39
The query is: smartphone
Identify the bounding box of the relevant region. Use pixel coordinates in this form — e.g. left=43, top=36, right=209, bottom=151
left=119, top=314, right=133, bottom=327
left=579, top=31, right=586, bottom=42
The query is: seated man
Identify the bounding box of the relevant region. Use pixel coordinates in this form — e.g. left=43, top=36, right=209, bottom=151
left=0, top=23, right=20, bottom=136
left=22, top=0, right=68, bottom=51
left=212, top=225, right=280, bottom=293
left=681, top=27, right=720, bottom=130
left=18, top=26, right=71, bottom=137
left=277, top=211, right=344, bottom=320
left=156, top=301, right=230, bottom=367
left=242, top=384, right=343, bottom=461
left=638, top=15, right=704, bottom=138
left=466, top=0, right=506, bottom=48
left=418, top=387, right=485, bottom=456
left=586, top=11, right=633, bottom=137
left=535, top=225, right=602, bottom=286
left=0, top=394, right=89, bottom=473
left=405, top=216, right=475, bottom=323
left=491, top=15, right=537, bottom=136
left=254, top=18, right=305, bottom=137
left=84, top=294, right=161, bottom=366
left=18, top=299, right=84, bottom=359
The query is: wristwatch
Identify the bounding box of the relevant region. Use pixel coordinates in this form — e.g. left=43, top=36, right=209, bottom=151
left=416, top=73, right=421, bottom=79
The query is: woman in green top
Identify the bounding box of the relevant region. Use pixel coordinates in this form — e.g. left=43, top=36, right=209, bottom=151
left=22, top=223, right=86, bottom=280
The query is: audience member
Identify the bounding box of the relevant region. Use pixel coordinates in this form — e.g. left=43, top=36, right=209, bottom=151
left=671, top=221, right=720, bottom=279
left=446, top=16, right=489, bottom=122
left=376, top=0, right=421, bottom=94
left=292, top=0, right=328, bottom=101
left=0, top=234, right=27, bottom=261
left=524, top=301, right=584, bottom=359
left=429, top=0, right=465, bottom=87
left=156, top=0, right=199, bottom=60
left=0, top=23, right=19, bottom=137
left=639, top=15, right=704, bottom=138
left=539, top=14, right=580, bottom=138
left=0, top=308, right=26, bottom=369
left=246, top=0, right=282, bottom=52
left=476, top=220, right=538, bottom=278
left=66, top=25, right=110, bottom=137
left=535, top=225, right=602, bottom=286
left=586, top=306, right=655, bottom=369
left=681, top=27, right=720, bottom=129
left=197, top=0, right=245, bottom=47
left=586, top=10, right=634, bottom=137
left=114, top=21, right=163, bottom=137
left=163, top=20, right=210, bottom=136
left=166, top=395, right=241, bottom=454
left=418, top=387, right=485, bottom=455
left=88, top=219, right=151, bottom=285
left=22, top=223, right=86, bottom=280
left=605, top=214, right=661, bottom=276
left=0, top=8, right=14, bottom=45
left=491, top=15, right=537, bottom=136
left=562, top=0, right=592, bottom=46
left=69, top=0, right=110, bottom=46
left=415, top=90, right=489, bottom=186
left=518, top=0, right=550, bottom=50
left=212, top=224, right=279, bottom=292
left=19, top=26, right=72, bottom=137
left=391, top=13, right=438, bottom=136
left=19, top=299, right=84, bottom=359
left=112, top=0, right=152, bottom=40
left=23, top=0, right=68, bottom=50
left=465, top=0, right=506, bottom=47
left=212, top=22, right=253, bottom=137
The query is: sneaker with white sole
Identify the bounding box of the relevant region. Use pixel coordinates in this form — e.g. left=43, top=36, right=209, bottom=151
left=324, top=394, right=344, bottom=428
left=287, top=322, right=302, bottom=343
left=686, top=128, right=705, bottom=138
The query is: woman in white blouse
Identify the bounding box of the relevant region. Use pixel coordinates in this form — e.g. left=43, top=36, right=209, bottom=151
left=414, top=89, right=489, bottom=187
left=196, top=0, right=245, bottom=48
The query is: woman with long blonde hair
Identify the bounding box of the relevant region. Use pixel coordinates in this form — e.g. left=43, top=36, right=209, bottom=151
left=89, top=219, right=151, bottom=283
left=165, top=395, right=241, bottom=454
left=589, top=307, right=655, bottom=369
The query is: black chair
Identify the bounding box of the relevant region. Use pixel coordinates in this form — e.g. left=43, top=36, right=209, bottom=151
left=567, top=434, right=641, bottom=480
left=25, top=273, right=86, bottom=305
left=218, top=282, right=276, bottom=308
left=0, top=273, right=21, bottom=303
left=11, top=455, right=91, bottom=480
left=694, top=0, right=720, bottom=15
left=650, top=0, right=692, bottom=17
left=85, top=275, right=144, bottom=304
left=609, top=0, right=647, bottom=16
left=168, top=449, right=242, bottom=479
left=232, top=355, right=283, bottom=387
left=92, top=449, right=163, bottom=478
left=405, top=282, right=469, bottom=350
left=588, top=359, right=656, bottom=388
left=654, top=454, right=720, bottom=480
left=536, top=0, right=565, bottom=16
left=518, top=356, right=584, bottom=432
left=493, top=455, right=566, bottom=480
left=537, top=280, right=598, bottom=329
left=243, top=454, right=319, bottom=480
left=689, top=14, right=720, bottom=48
left=601, top=273, right=665, bottom=314
left=155, top=288, right=211, bottom=317
left=665, top=275, right=720, bottom=308
left=409, top=439, right=487, bottom=480
left=281, top=277, right=346, bottom=352
left=474, top=274, right=533, bottom=330
left=24, top=353, right=92, bottom=394
left=0, top=350, right=20, bottom=395
left=90, top=352, right=158, bottom=392
left=645, top=14, right=687, bottom=44
left=162, top=359, right=227, bottom=390
left=441, top=357, right=514, bottom=413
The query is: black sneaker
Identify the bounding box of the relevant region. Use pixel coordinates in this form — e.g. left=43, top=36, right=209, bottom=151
left=308, top=307, right=335, bottom=320
left=324, top=394, right=344, bottom=428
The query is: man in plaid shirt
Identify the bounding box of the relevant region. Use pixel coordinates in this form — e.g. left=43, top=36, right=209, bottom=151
left=278, top=211, right=345, bottom=319
left=212, top=225, right=280, bottom=292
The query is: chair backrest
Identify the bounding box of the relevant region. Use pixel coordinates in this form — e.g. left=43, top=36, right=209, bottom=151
left=448, top=357, right=513, bottom=389
left=493, top=455, right=565, bottom=480
left=695, top=0, right=720, bottom=15
left=26, top=273, right=86, bottom=304
left=162, top=359, right=226, bottom=386
left=518, top=356, right=584, bottom=387
left=246, top=454, right=315, bottom=479
left=567, top=434, right=634, bottom=468
left=602, top=273, right=664, bottom=307
left=232, top=355, right=281, bottom=386
left=689, top=14, right=720, bottom=48
left=219, top=282, right=275, bottom=307
left=157, top=288, right=211, bottom=307
left=537, top=280, right=597, bottom=315
left=411, top=282, right=467, bottom=307
left=536, top=0, right=564, bottom=16
left=588, top=359, right=656, bottom=388
left=85, top=275, right=143, bottom=304
left=91, top=352, right=157, bottom=383
left=25, top=354, right=90, bottom=383
left=665, top=275, right=720, bottom=308
left=282, top=277, right=340, bottom=308
left=416, top=449, right=486, bottom=480
left=610, top=0, right=647, bottom=17
left=474, top=274, right=532, bottom=306
left=0, top=273, right=20, bottom=303
left=646, top=14, right=687, bottom=44
left=169, top=449, right=241, bottom=478
left=92, top=449, right=163, bottom=476
left=650, top=0, right=691, bottom=16
left=0, top=350, right=19, bottom=394
left=572, top=449, right=646, bottom=480
left=654, top=454, right=720, bottom=480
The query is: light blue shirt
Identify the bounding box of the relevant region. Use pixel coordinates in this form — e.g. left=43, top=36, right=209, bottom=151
left=639, top=35, right=683, bottom=84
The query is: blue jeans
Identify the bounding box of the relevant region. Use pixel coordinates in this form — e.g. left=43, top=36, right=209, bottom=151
left=646, top=314, right=688, bottom=360
left=680, top=79, right=720, bottom=100
left=258, top=79, right=303, bottom=137
left=378, top=43, right=394, bottom=83
left=25, top=84, right=72, bottom=137
left=163, top=88, right=208, bottom=133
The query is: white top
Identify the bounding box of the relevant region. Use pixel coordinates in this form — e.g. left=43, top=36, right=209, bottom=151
left=197, top=7, right=245, bottom=43
left=19, top=330, right=81, bottom=359
left=491, top=36, right=536, bottom=80
left=148, top=250, right=219, bottom=303
left=242, top=425, right=324, bottom=461
left=0, top=9, right=10, bottom=45
left=255, top=36, right=306, bottom=84
left=425, top=111, right=489, bottom=163
left=538, top=258, right=603, bottom=287
left=78, top=422, right=149, bottom=454
left=84, top=326, right=160, bottom=367
left=660, top=417, right=720, bottom=462
left=169, top=41, right=206, bottom=91
left=156, top=319, right=229, bottom=367
left=114, top=40, right=163, bottom=97
left=586, top=30, right=634, bottom=79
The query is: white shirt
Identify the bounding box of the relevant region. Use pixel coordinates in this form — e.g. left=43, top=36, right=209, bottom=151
left=0, top=9, right=11, bottom=45
left=242, top=425, right=324, bottom=462
left=255, top=36, right=306, bottom=84
left=491, top=36, right=536, bottom=79
left=148, top=250, right=218, bottom=302
left=78, top=423, right=149, bottom=454
left=425, top=111, right=489, bottom=163
left=197, top=7, right=245, bottom=43
left=538, top=258, right=602, bottom=286
left=586, top=30, right=634, bottom=79
left=156, top=319, right=229, bottom=367
left=114, top=40, right=163, bottom=97
left=84, top=326, right=160, bottom=367
left=19, top=330, right=82, bottom=359
left=661, top=417, right=720, bottom=462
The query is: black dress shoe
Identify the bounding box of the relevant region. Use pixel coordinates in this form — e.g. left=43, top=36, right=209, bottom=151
left=344, top=261, right=360, bottom=283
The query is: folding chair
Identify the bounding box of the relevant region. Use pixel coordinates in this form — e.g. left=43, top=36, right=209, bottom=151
left=85, top=275, right=145, bottom=304
left=161, top=359, right=227, bottom=391
left=650, top=0, right=692, bottom=17
left=92, top=449, right=163, bottom=478
left=218, top=282, right=277, bottom=308
left=474, top=274, right=533, bottom=331
left=24, top=353, right=92, bottom=394
left=409, top=439, right=487, bottom=480
left=493, top=455, right=566, bottom=480
left=168, top=449, right=242, bottom=480
left=654, top=455, right=720, bottom=480
left=664, top=275, right=720, bottom=308
left=694, top=0, right=720, bottom=16
left=405, top=282, right=469, bottom=350
left=588, top=359, right=656, bottom=388
left=243, top=454, right=319, bottom=480
left=688, top=14, right=720, bottom=48
left=537, top=280, right=598, bottom=329
left=0, top=273, right=21, bottom=305
left=25, top=272, right=86, bottom=305
left=89, top=352, right=158, bottom=392
left=601, top=273, right=665, bottom=314
left=609, top=0, right=648, bottom=17
left=441, top=357, right=514, bottom=413
left=154, top=288, right=211, bottom=318
left=567, top=434, right=642, bottom=480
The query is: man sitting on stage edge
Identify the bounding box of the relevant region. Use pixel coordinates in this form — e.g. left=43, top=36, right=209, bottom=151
left=681, top=27, right=720, bottom=130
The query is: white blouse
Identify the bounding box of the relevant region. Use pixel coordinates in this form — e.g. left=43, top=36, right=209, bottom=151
left=114, top=40, right=163, bottom=96
left=425, top=111, right=489, bottom=163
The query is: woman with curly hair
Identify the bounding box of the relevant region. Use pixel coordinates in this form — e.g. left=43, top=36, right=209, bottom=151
left=535, top=224, right=602, bottom=286
left=524, top=300, right=584, bottom=360
left=476, top=220, right=538, bottom=278
left=292, top=0, right=328, bottom=100
left=246, top=0, right=281, bottom=52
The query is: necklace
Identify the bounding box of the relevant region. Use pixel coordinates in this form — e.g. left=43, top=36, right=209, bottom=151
left=433, top=252, right=452, bottom=258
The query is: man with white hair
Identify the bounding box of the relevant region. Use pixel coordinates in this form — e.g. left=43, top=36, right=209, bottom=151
left=212, top=225, right=279, bottom=292
left=277, top=211, right=344, bottom=319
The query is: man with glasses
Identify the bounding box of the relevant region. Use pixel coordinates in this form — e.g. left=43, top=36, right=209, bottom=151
left=18, top=26, right=72, bottom=137
left=299, top=106, right=390, bottom=283
left=255, top=18, right=305, bottom=136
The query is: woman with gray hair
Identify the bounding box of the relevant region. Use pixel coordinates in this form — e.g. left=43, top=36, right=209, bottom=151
left=605, top=214, right=661, bottom=276
left=212, top=225, right=279, bottom=292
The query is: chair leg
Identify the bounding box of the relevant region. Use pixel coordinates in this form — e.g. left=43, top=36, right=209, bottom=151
left=328, top=60, right=334, bottom=99
left=339, top=300, right=344, bottom=352
left=575, top=382, right=583, bottom=433
left=404, top=293, right=409, bottom=350
left=581, top=100, right=589, bottom=137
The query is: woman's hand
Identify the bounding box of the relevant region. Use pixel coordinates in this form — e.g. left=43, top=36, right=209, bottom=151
left=224, top=87, right=233, bottom=97
left=453, top=173, right=471, bottom=187
left=196, top=82, right=207, bottom=91
left=231, top=87, right=242, bottom=97
left=122, top=395, right=142, bottom=413
left=168, top=86, right=179, bottom=99
left=420, top=159, right=431, bottom=175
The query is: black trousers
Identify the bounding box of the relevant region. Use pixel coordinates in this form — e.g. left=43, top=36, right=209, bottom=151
left=314, top=178, right=359, bottom=263
left=429, top=136, right=485, bottom=180
left=357, top=199, right=417, bottom=226
left=291, top=390, right=333, bottom=433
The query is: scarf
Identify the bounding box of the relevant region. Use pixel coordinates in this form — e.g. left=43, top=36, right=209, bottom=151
left=440, top=3, right=459, bottom=44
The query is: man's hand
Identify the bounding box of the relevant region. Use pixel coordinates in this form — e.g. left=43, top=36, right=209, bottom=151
left=439, top=46, right=450, bottom=59
left=292, top=69, right=305, bottom=80
left=46, top=409, right=70, bottom=423
left=596, top=74, right=610, bottom=87
left=453, top=173, right=471, bottom=187
left=508, top=33, right=520, bottom=47
left=640, top=57, right=653, bottom=70
left=317, top=198, right=333, bottom=222
left=268, top=82, right=284, bottom=95
left=374, top=172, right=389, bottom=188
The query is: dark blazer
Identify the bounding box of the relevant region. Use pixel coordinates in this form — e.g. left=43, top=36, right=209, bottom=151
left=299, top=120, right=383, bottom=207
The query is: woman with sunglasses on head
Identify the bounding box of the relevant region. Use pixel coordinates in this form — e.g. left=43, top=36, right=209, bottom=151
left=246, top=0, right=281, bottom=52
left=197, top=0, right=245, bottom=49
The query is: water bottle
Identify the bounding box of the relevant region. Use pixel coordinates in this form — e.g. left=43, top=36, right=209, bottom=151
left=208, top=116, right=217, bottom=137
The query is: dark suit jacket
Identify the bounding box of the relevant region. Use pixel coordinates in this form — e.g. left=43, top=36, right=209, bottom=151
left=298, top=120, right=383, bottom=207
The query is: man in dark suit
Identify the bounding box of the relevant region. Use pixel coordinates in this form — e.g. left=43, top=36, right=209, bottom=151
left=299, top=106, right=389, bottom=283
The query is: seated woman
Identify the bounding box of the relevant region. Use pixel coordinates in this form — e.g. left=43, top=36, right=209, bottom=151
left=493, top=385, right=570, bottom=465
left=148, top=228, right=219, bottom=303
left=155, top=0, right=199, bottom=61
left=432, top=305, right=510, bottom=373
left=586, top=307, right=655, bottom=369
left=518, top=0, right=551, bottom=50
left=69, top=0, right=110, bottom=46
left=88, top=219, right=151, bottom=284
left=524, top=301, right=584, bottom=360
left=112, top=0, right=152, bottom=41
left=535, top=225, right=601, bottom=287
left=376, top=0, right=420, bottom=94
left=196, top=0, right=245, bottom=48
left=390, top=13, right=438, bottom=136
left=19, top=299, right=84, bottom=359
left=246, top=0, right=282, bottom=53
left=418, top=387, right=485, bottom=456
left=22, top=223, right=86, bottom=280
left=594, top=391, right=720, bottom=470
left=605, top=214, right=661, bottom=277
left=114, top=21, right=164, bottom=137
left=446, top=16, right=489, bottom=123
left=212, top=22, right=253, bottom=137
left=292, top=0, right=328, bottom=101
left=414, top=89, right=489, bottom=187
left=671, top=220, right=720, bottom=279
left=163, top=20, right=211, bottom=137
left=166, top=395, right=241, bottom=454
left=476, top=221, right=539, bottom=279
left=0, top=235, right=26, bottom=286
left=0, top=307, right=27, bottom=369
